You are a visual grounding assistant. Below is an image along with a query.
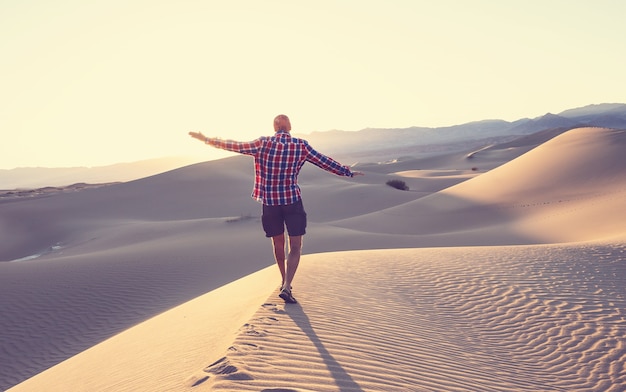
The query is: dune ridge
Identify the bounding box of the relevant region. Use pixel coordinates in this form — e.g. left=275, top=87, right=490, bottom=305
left=2, top=126, right=625, bottom=391
left=331, top=128, right=626, bottom=243
left=199, top=244, right=626, bottom=391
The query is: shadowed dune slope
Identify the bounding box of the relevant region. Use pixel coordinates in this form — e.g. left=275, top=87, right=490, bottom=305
left=1, top=153, right=424, bottom=262
left=332, top=127, right=626, bottom=243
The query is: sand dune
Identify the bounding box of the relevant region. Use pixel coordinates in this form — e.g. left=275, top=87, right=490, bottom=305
left=205, top=244, right=626, bottom=391
left=2, top=126, right=625, bottom=391
left=9, top=244, right=625, bottom=391
left=332, top=128, right=626, bottom=243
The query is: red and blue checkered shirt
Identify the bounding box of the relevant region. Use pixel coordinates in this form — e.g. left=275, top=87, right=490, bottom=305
left=207, top=130, right=354, bottom=206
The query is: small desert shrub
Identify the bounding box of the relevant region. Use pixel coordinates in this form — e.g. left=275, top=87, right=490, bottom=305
left=386, top=179, right=409, bottom=191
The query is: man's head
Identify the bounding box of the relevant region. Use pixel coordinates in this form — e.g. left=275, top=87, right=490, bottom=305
left=273, top=114, right=291, bottom=132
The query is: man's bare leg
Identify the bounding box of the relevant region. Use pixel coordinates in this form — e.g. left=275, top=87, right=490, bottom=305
left=283, top=235, right=302, bottom=292
left=271, top=233, right=286, bottom=287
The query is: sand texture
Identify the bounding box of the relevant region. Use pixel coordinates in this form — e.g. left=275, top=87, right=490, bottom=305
left=1, top=127, right=625, bottom=391
left=206, top=245, right=626, bottom=391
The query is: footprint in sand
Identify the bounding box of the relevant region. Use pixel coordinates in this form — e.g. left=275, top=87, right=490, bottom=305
left=242, top=323, right=268, bottom=337
left=203, top=357, right=254, bottom=381
left=228, top=342, right=259, bottom=353
left=262, top=303, right=286, bottom=314
left=255, top=316, right=279, bottom=324
left=204, top=357, right=238, bottom=375
left=188, top=374, right=209, bottom=387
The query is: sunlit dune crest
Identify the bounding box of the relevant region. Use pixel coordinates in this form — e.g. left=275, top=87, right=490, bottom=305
left=1, top=126, right=625, bottom=391
left=332, top=127, right=626, bottom=243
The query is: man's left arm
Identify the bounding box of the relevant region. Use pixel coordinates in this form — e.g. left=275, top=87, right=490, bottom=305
left=305, top=144, right=363, bottom=177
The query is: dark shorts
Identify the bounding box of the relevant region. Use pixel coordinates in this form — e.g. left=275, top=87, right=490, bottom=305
left=262, top=199, right=307, bottom=238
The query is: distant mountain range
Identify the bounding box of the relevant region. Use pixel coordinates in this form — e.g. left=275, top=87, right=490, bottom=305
left=0, top=157, right=201, bottom=190
left=2, top=103, right=625, bottom=189
left=299, top=103, right=626, bottom=161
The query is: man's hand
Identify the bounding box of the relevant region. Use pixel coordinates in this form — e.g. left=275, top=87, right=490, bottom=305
left=188, top=131, right=206, bottom=142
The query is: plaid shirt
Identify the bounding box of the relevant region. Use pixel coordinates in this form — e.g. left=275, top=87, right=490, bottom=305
left=207, top=130, right=354, bottom=206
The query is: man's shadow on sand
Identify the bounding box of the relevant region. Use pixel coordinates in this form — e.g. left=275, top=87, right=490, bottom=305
left=261, top=304, right=363, bottom=392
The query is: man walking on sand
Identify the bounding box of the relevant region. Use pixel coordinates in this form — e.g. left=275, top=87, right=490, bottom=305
left=189, top=114, right=363, bottom=304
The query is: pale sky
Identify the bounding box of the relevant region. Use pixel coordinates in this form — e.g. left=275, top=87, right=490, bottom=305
left=2, top=0, right=625, bottom=169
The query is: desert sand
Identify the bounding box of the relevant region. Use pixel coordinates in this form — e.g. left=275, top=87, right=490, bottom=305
left=1, top=127, right=625, bottom=391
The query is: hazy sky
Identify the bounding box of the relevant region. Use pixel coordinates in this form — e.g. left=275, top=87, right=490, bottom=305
left=2, top=0, right=625, bottom=169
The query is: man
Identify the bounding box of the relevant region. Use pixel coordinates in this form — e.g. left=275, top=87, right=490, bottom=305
left=189, top=114, right=363, bottom=304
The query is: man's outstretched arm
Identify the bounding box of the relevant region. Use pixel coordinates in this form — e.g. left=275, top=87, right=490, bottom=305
left=305, top=143, right=364, bottom=177
left=188, top=131, right=216, bottom=144
left=188, top=131, right=260, bottom=155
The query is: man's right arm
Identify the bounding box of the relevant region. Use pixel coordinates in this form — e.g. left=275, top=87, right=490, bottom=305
left=189, top=132, right=261, bottom=155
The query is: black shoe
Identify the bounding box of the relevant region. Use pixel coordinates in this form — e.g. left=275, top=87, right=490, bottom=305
left=279, top=288, right=297, bottom=304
